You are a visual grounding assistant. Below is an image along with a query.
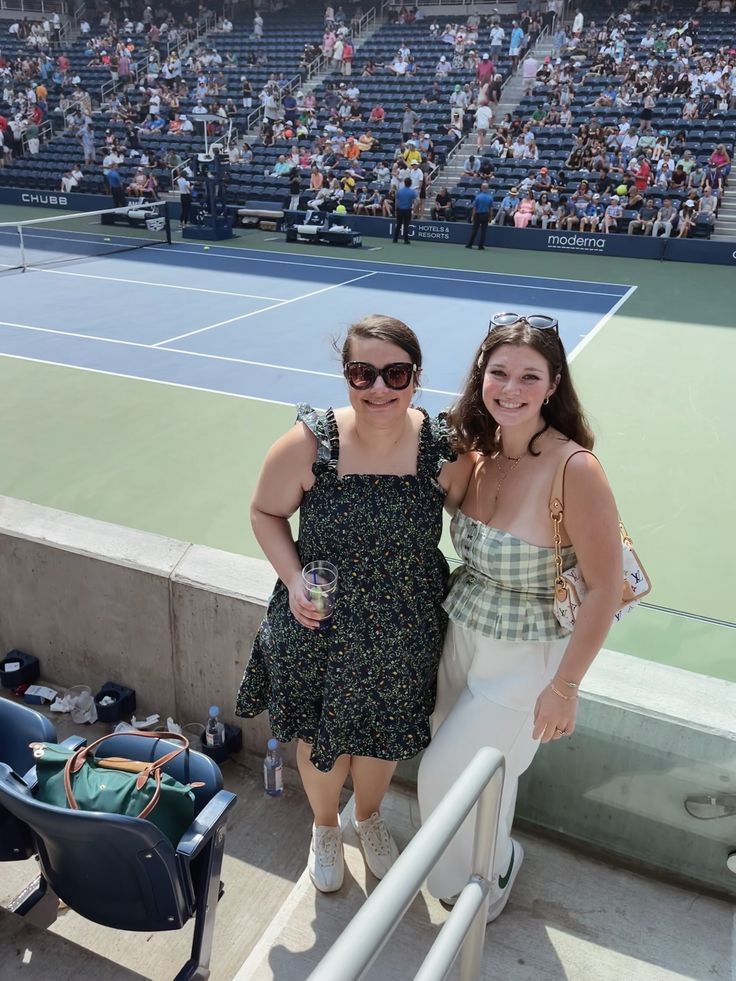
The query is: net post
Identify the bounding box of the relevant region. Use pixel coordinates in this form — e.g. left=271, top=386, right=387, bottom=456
left=164, top=201, right=172, bottom=245
left=18, top=224, right=27, bottom=272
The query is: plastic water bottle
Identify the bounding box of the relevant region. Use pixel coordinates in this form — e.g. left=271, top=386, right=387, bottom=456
left=263, top=738, right=284, bottom=797
left=205, top=706, right=225, bottom=748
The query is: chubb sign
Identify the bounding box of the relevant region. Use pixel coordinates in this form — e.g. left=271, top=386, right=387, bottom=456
left=546, top=233, right=607, bottom=253
left=21, top=193, right=69, bottom=207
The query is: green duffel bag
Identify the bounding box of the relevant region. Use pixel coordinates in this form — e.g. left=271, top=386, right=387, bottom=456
left=31, top=730, right=203, bottom=846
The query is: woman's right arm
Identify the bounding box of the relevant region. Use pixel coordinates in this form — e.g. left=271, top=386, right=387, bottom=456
left=250, top=424, right=324, bottom=630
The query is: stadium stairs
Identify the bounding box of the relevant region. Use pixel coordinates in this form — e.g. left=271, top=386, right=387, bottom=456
left=239, top=7, right=388, bottom=144
left=435, top=36, right=555, bottom=198
left=712, top=194, right=736, bottom=240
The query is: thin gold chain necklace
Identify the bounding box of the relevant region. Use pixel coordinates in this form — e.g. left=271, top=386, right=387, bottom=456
left=488, top=450, right=525, bottom=516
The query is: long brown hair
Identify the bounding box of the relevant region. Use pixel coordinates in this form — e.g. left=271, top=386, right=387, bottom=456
left=448, top=321, right=594, bottom=455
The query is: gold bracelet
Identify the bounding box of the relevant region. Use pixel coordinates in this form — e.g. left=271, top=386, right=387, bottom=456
left=554, top=677, right=579, bottom=691
left=549, top=683, right=578, bottom=702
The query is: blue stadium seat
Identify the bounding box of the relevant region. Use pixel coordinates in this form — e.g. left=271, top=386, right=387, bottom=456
left=0, top=733, right=237, bottom=980
left=0, top=697, right=59, bottom=862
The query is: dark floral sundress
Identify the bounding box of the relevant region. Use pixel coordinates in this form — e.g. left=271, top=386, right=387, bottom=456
left=235, top=403, right=455, bottom=772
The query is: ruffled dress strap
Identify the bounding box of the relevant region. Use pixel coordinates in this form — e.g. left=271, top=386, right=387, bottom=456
left=418, top=409, right=458, bottom=481
left=296, top=402, right=339, bottom=475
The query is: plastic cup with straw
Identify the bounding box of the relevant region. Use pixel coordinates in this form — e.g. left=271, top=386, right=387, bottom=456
left=302, top=560, right=338, bottom=630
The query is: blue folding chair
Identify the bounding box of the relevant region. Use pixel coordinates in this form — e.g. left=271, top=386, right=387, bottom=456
left=0, top=733, right=237, bottom=981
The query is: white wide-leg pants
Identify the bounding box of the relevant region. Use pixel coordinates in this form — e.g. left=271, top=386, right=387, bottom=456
left=418, top=620, right=569, bottom=899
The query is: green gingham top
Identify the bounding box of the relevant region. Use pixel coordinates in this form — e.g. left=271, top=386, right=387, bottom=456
left=443, top=510, right=577, bottom=641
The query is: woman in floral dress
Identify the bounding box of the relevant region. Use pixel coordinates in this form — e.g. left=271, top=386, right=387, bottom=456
left=236, top=315, right=472, bottom=893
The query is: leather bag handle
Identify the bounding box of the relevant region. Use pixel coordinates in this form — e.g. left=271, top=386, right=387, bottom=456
left=548, top=449, right=597, bottom=522
left=549, top=450, right=597, bottom=601
left=62, top=730, right=190, bottom=814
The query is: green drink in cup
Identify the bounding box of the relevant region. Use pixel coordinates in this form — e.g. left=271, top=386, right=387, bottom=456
left=302, top=560, right=338, bottom=630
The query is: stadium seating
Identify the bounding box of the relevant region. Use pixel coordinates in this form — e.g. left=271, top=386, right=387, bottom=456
left=0, top=731, right=237, bottom=980
left=0, top=3, right=732, bottom=237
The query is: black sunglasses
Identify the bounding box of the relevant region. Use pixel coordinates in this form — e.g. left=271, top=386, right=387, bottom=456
left=344, top=361, right=417, bottom=391
left=487, top=312, right=560, bottom=335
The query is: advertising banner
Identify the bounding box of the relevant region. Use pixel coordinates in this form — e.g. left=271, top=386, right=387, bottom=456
left=2, top=187, right=733, bottom=266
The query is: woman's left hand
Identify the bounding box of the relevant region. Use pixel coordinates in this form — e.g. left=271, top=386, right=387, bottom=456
left=532, top=684, right=578, bottom=744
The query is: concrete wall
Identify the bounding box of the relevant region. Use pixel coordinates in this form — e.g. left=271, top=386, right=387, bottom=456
left=2, top=495, right=735, bottom=897
left=0, top=494, right=279, bottom=761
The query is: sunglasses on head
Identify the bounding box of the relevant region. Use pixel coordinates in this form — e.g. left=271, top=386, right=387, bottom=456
left=487, top=312, right=560, bottom=335
left=344, top=361, right=417, bottom=391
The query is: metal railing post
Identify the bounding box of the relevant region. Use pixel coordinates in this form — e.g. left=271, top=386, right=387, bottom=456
left=458, top=769, right=502, bottom=980
left=307, top=748, right=504, bottom=981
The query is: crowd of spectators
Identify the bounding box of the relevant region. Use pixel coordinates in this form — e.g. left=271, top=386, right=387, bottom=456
left=441, top=0, right=734, bottom=237
left=238, top=4, right=558, bottom=223
left=0, top=2, right=213, bottom=195
left=0, top=17, right=64, bottom=167
left=1, top=0, right=733, bottom=241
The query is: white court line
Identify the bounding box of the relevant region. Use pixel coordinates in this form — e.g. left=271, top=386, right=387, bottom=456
left=1, top=225, right=631, bottom=293
left=160, top=345, right=458, bottom=397
left=0, top=318, right=163, bottom=350
left=168, top=241, right=635, bottom=292
left=146, top=244, right=628, bottom=297
left=567, top=285, right=638, bottom=362
left=29, top=266, right=283, bottom=301
left=0, top=318, right=458, bottom=397
left=2, top=229, right=632, bottom=296
left=0, top=351, right=296, bottom=407
left=151, top=271, right=378, bottom=346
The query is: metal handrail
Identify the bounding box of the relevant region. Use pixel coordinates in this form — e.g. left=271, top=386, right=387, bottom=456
left=171, top=156, right=192, bottom=186
left=307, top=747, right=505, bottom=981
left=99, top=11, right=214, bottom=104
left=0, top=0, right=66, bottom=11
left=245, top=70, right=303, bottom=136
left=354, top=6, right=375, bottom=39
left=437, top=23, right=552, bottom=181
left=383, top=0, right=518, bottom=7
left=306, top=51, right=330, bottom=81
left=71, top=0, right=85, bottom=29
left=21, top=118, right=53, bottom=154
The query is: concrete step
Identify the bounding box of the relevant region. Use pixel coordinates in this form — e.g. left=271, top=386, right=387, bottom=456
left=234, top=784, right=735, bottom=981
left=0, top=908, right=144, bottom=981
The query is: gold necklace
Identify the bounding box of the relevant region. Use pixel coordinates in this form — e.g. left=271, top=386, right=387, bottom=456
left=488, top=450, right=524, bottom=516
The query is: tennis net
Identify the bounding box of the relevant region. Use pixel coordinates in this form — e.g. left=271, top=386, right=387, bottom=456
left=0, top=201, right=171, bottom=272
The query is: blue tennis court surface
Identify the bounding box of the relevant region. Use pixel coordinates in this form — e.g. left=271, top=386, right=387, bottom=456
left=0, top=241, right=635, bottom=413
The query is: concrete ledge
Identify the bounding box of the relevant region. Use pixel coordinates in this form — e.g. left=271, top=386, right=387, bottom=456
left=583, top=646, right=736, bottom=733
left=0, top=494, right=189, bottom=575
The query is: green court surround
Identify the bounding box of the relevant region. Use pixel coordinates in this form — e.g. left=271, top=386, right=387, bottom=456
left=1, top=220, right=733, bottom=680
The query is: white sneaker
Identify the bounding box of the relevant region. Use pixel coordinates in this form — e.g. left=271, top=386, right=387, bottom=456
left=308, top=824, right=344, bottom=893
left=439, top=839, right=524, bottom=924
left=352, top=811, right=400, bottom=879
left=485, top=839, right=524, bottom=923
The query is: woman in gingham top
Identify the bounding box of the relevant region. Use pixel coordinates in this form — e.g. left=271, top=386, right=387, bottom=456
left=418, top=314, right=623, bottom=922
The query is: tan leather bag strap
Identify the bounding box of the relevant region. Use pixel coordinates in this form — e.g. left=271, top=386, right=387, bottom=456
left=62, top=730, right=189, bottom=814
left=549, top=450, right=597, bottom=600
left=549, top=449, right=598, bottom=520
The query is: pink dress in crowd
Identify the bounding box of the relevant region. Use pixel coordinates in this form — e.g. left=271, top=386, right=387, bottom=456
left=514, top=198, right=535, bottom=228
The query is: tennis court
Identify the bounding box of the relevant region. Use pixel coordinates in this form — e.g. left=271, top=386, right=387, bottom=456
left=0, top=207, right=733, bottom=682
